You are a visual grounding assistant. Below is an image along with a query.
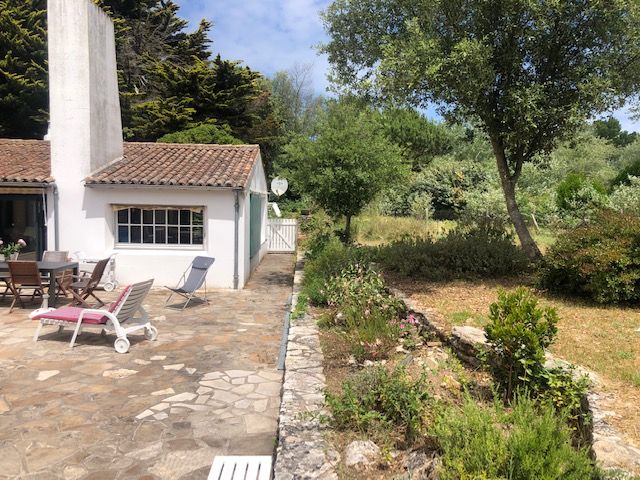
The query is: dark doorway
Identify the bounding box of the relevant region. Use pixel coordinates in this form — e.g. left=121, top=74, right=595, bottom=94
left=0, top=194, right=47, bottom=259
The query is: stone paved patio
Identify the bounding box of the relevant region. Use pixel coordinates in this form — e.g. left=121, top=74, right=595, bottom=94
left=0, top=254, right=295, bottom=479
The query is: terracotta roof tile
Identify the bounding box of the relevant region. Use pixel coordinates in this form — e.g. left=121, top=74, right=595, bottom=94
left=87, top=143, right=260, bottom=189
left=0, top=140, right=261, bottom=188
left=0, top=139, right=53, bottom=184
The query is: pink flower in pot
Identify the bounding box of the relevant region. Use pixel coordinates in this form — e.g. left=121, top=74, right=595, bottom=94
left=17, top=239, right=26, bottom=247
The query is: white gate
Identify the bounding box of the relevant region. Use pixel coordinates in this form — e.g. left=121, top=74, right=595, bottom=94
left=268, top=218, right=297, bottom=252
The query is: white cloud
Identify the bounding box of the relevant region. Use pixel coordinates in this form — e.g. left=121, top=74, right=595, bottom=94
left=176, top=0, right=332, bottom=94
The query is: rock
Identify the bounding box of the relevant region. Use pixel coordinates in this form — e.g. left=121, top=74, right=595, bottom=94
left=37, top=370, right=60, bottom=381
left=164, top=392, right=197, bottom=402
left=163, top=363, right=184, bottom=371
left=103, top=368, right=138, bottom=379
left=593, top=436, right=640, bottom=469
left=150, top=355, right=166, bottom=361
left=451, top=326, right=486, bottom=346
left=345, top=440, right=380, bottom=469
left=404, top=450, right=441, bottom=480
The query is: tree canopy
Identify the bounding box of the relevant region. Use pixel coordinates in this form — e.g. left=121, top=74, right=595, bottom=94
left=278, top=100, right=407, bottom=239
left=322, top=0, right=640, bottom=258
left=0, top=0, right=47, bottom=138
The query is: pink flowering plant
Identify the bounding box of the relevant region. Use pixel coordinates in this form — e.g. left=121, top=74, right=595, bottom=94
left=324, top=263, right=416, bottom=361
left=390, top=313, right=423, bottom=350
left=0, top=238, right=26, bottom=257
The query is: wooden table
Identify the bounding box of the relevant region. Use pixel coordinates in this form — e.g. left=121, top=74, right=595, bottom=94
left=0, top=261, right=80, bottom=308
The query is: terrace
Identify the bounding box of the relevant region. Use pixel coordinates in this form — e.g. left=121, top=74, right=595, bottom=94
left=0, top=254, right=294, bottom=478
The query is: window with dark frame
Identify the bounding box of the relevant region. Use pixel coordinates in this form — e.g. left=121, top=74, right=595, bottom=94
left=116, top=207, right=204, bottom=246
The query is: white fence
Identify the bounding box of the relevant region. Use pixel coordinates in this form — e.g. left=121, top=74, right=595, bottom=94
left=267, top=218, right=297, bottom=253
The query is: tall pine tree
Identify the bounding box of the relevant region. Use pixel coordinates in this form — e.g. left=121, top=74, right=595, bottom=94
left=0, top=0, right=48, bottom=138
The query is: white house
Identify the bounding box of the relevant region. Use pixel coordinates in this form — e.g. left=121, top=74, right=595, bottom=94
left=0, top=0, right=269, bottom=289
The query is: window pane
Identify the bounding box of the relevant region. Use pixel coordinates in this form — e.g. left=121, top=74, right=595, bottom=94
left=192, top=227, right=204, bottom=245
left=168, top=210, right=178, bottom=225
left=179, top=227, right=191, bottom=244
left=155, top=209, right=166, bottom=225
left=131, top=208, right=141, bottom=224
left=143, top=226, right=154, bottom=243
left=117, top=209, right=129, bottom=224
left=167, top=227, right=179, bottom=244
left=143, top=210, right=154, bottom=225
left=180, top=209, right=191, bottom=225
left=131, top=226, right=141, bottom=243
left=193, top=211, right=203, bottom=226
left=155, top=226, right=166, bottom=244
left=118, top=226, right=129, bottom=243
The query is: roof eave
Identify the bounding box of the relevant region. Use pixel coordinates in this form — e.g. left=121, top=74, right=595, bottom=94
left=84, top=182, right=242, bottom=191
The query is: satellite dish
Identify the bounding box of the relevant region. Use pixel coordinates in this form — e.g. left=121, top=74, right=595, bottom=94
left=271, top=177, right=288, bottom=197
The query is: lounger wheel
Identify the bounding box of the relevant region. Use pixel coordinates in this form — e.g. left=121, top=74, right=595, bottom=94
left=144, top=326, right=158, bottom=341
left=103, top=281, right=116, bottom=292
left=114, top=337, right=130, bottom=354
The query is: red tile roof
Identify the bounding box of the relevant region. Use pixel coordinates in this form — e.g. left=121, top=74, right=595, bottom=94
left=0, top=139, right=53, bottom=184
left=0, top=140, right=261, bottom=188
left=86, top=143, right=260, bottom=188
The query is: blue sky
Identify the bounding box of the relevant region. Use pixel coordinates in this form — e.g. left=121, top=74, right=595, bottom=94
left=175, top=0, right=639, bottom=132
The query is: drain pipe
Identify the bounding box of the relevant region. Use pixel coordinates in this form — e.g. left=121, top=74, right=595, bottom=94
left=233, top=189, right=241, bottom=289
left=53, top=184, right=60, bottom=250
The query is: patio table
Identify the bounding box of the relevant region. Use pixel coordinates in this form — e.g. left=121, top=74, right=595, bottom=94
left=0, top=261, right=79, bottom=308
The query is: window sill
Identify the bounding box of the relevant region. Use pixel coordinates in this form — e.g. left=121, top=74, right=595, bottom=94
left=114, top=244, right=205, bottom=251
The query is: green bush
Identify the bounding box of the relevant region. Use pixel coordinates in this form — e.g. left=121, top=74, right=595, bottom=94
left=377, top=222, right=530, bottom=280
left=609, top=176, right=640, bottom=215
left=539, top=210, right=640, bottom=304
left=408, top=191, right=435, bottom=220
left=556, top=173, right=609, bottom=226
left=611, top=157, right=640, bottom=187
left=323, top=264, right=408, bottom=361
left=433, top=395, right=599, bottom=480
left=302, top=236, right=366, bottom=305
left=484, top=289, right=590, bottom=426
left=484, top=288, right=559, bottom=399
left=325, top=264, right=406, bottom=327
left=326, top=366, right=430, bottom=444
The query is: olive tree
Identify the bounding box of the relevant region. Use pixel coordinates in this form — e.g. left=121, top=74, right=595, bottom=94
left=278, top=100, right=407, bottom=240
left=322, top=0, right=640, bottom=258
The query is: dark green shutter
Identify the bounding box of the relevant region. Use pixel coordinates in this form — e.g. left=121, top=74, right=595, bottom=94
left=249, top=193, right=262, bottom=258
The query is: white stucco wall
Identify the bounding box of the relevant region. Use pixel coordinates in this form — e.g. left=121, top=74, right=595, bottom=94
left=48, top=186, right=241, bottom=289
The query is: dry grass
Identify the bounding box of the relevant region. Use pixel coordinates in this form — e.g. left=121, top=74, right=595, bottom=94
left=353, top=215, right=455, bottom=246
left=388, top=274, right=640, bottom=446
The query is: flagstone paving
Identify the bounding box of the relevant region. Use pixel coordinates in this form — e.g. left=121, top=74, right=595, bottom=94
left=0, top=254, right=295, bottom=479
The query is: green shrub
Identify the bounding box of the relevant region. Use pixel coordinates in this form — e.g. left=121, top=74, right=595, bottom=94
left=609, top=176, right=640, bottom=215
left=539, top=210, right=640, bottom=304
left=484, top=288, right=559, bottom=399
left=433, top=395, right=599, bottom=480
left=611, top=157, right=640, bottom=187
left=323, top=264, right=408, bottom=361
left=556, top=173, right=609, bottom=226
left=326, top=366, right=430, bottom=444
left=409, top=192, right=435, bottom=220
left=302, top=236, right=366, bottom=305
left=484, top=289, right=590, bottom=427
left=377, top=222, right=530, bottom=280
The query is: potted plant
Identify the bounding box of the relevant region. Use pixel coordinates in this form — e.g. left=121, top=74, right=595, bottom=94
left=0, top=239, right=27, bottom=261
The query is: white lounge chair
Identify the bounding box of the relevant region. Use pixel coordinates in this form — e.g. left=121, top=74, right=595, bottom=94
left=31, top=279, right=156, bottom=354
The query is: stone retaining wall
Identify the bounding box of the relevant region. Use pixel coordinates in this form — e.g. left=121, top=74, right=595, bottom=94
left=273, top=254, right=339, bottom=480
left=396, top=288, right=640, bottom=474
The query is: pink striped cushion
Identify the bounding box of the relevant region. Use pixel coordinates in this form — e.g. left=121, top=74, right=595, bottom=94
left=32, top=306, right=108, bottom=324
left=32, top=284, right=132, bottom=324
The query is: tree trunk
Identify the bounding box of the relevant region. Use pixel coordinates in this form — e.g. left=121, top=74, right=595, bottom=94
left=344, top=215, right=352, bottom=243
left=490, top=138, right=542, bottom=260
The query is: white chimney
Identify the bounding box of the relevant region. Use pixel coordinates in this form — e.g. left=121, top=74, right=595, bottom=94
left=48, top=0, right=123, bottom=180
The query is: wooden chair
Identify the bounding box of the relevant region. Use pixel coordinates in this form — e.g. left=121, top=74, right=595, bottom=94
left=31, top=279, right=156, bottom=353
left=70, top=257, right=110, bottom=307
left=7, top=261, right=48, bottom=313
